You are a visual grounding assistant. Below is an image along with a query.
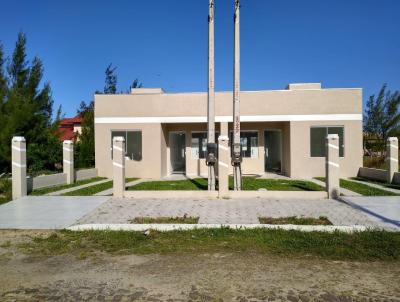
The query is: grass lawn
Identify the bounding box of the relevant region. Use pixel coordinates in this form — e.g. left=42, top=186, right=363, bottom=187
left=231, top=177, right=324, bottom=191
left=315, top=177, right=398, bottom=196
left=19, top=229, right=400, bottom=261
left=30, top=177, right=107, bottom=196
left=63, top=178, right=137, bottom=196
left=128, top=177, right=324, bottom=191
left=130, top=216, right=199, bottom=224
left=259, top=216, right=332, bottom=225
left=351, top=176, right=400, bottom=191
left=0, top=178, right=12, bottom=205
left=128, top=178, right=208, bottom=190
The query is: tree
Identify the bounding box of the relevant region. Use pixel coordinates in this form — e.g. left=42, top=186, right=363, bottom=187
left=74, top=101, right=95, bottom=168
left=104, top=63, right=117, bottom=94
left=128, top=78, right=143, bottom=92
left=364, top=84, right=400, bottom=154
left=0, top=32, right=61, bottom=174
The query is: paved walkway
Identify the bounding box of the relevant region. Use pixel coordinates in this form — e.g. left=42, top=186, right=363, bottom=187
left=348, top=178, right=400, bottom=194
left=75, top=197, right=389, bottom=229
left=46, top=179, right=110, bottom=196
left=342, top=196, right=400, bottom=230
left=0, top=196, right=109, bottom=229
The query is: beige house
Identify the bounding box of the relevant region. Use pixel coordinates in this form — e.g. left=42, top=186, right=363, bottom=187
left=94, top=83, right=363, bottom=179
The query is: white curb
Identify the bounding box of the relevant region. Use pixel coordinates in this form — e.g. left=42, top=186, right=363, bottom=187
left=67, top=223, right=369, bottom=233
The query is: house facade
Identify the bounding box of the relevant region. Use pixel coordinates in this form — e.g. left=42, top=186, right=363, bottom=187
left=56, top=115, right=83, bottom=142
left=94, top=83, right=363, bottom=179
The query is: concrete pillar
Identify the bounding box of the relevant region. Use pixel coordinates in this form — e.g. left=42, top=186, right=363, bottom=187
left=113, top=136, right=125, bottom=198
left=63, top=140, right=74, bottom=184
left=11, top=136, right=27, bottom=200
left=325, top=134, right=340, bottom=199
left=386, top=137, right=398, bottom=183
left=218, top=122, right=229, bottom=196
left=218, top=135, right=230, bottom=197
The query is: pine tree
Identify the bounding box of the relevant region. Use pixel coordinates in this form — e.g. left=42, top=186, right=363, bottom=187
left=364, top=84, right=400, bottom=154
left=0, top=32, right=61, bottom=173
left=75, top=101, right=95, bottom=168
left=104, top=63, right=117, bottom=94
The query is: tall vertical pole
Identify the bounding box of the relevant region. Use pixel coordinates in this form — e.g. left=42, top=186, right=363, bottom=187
left=232, top=0, right=242, bottom=190
left=207, top=0, right=216, bottom=190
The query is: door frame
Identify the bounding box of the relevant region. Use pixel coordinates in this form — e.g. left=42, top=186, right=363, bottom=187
left=168, top=131, right=186, bottom=174
left=264, top=129, right=283, bottom=173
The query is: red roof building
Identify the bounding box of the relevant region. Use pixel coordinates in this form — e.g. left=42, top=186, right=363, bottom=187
left=56, top=115, right=83, bottom=142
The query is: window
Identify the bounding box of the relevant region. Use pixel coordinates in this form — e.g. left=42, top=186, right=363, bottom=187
left=310, top=126, right=344, bottom=157
left=191, top=132, right=219, bottom=159
left=111, top=130, right=142, bottom=160
left=230, top=131, right=259, bottom=158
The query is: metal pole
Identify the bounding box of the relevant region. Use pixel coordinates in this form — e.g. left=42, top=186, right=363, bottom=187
left=232, top=0, right=242, bottom=190
left=206, top=0, right=217, bottom=191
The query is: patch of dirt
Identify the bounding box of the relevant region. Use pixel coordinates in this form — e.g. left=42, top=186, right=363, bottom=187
left=0, top=230, right=399, bottom=301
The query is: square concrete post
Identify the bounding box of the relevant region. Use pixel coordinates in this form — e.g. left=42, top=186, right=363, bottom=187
left=63, top=140, right=74, bottom=184
left=218, top=135, right=230, bottom=197
left=218, top=122, right=229, bottom=197
left=386, top=137, right=398, bottom=183
left=325, top=134, right=340, bottom=199
left=12, top=136, right=27, bottom=200
left=113, top=136, right=125, bottom=198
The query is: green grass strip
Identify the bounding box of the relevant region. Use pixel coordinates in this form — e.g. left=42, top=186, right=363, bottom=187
left=230, top=177, right=324, bottom=191
left=351, top=177, right=400, bottom=191
left=315, top=177, right=398, bottom=196
left=128, top=177, right=324, bottom=191
left=19, top=229, right=400, bottom=261
left=128, top=178, right=208, bottom=190
left=0, top=178, right=12, bottom=205
left=30, top=177, right=107, bottom=196
left=63, top=178, right=137, bottom=196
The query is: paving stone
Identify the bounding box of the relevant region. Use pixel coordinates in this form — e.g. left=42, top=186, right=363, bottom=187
left=74, top=197, right=396, bottom=230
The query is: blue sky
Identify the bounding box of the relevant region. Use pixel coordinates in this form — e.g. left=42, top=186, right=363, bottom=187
left=1, top=0, right=399, bottom=116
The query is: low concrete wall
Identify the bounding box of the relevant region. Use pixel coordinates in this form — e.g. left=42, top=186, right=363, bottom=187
left=27, top=173, right=67, bottom=192
left=124, top=190, right=327, bottom=199
left=75, top=168, right=98, bottom=181
left=392, top=172, right=400, bottom=185
left=358, top=167, right=387, bottom=182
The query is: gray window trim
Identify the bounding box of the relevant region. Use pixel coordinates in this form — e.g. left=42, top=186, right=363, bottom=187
left=111, top=129, right=142, bottom=161
left=310, top=126, right=345, bottom=158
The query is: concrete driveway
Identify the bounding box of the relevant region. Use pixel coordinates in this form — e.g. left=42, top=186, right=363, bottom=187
left=0, top=196, right=109, bottom=229
left=342, top=196, right=400, bottom=231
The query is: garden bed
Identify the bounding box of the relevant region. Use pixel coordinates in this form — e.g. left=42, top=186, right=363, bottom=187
left=130, top=216, right=199, bottom=224
left=259, top=216, right=332, bottom=225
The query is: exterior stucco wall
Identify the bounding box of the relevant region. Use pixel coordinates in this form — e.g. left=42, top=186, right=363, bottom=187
left=289, top=120, right=363, bottom=178
left=95, top=123, right=163, bottom=179
left=94, top=86, right=362, bottom=179
left=95, top=88, right=361, bottom=118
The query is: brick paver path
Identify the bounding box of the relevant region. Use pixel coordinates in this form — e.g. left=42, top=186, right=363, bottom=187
left=75, top=198, right=389, bottom=229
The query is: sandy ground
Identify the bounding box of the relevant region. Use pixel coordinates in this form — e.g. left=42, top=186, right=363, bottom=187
left=0, top=230, right=399, bottom=301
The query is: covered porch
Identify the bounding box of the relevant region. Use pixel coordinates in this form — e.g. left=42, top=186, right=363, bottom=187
left=162, top=121, right=291, bottom=178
